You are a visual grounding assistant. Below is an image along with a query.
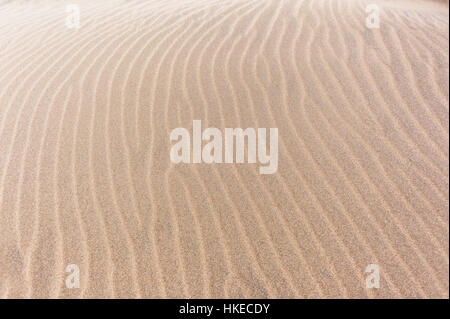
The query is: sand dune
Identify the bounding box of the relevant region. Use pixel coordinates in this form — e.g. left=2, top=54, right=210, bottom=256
left=0, top=0, right=448, bottom=298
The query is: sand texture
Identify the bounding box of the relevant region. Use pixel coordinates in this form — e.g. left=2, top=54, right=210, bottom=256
left=0, top=0, right=448, bottom=298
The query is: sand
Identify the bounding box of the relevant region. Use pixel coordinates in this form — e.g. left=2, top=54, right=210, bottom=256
left=0, top=0, right=448, bottom=298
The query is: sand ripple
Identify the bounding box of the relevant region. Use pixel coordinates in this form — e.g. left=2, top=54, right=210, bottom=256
left=0, top=0, right=448, bottom=298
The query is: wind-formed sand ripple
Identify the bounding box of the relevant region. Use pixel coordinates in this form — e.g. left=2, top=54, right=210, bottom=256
left=0, top=0, right=448, bottom=298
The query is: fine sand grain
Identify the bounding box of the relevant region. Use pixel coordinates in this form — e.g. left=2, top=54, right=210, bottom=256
left=0, top=0, right=448, bottom=298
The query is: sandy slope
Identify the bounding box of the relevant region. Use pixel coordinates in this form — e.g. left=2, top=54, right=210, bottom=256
left=0, top=0, right=448, bottom=298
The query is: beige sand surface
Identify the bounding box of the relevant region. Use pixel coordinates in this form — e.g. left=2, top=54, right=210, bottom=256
left=0, top=0, right=448, bottom=298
